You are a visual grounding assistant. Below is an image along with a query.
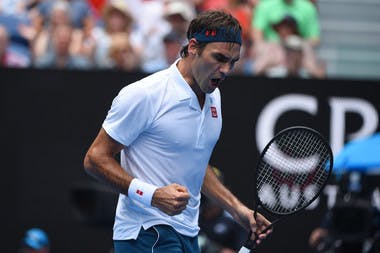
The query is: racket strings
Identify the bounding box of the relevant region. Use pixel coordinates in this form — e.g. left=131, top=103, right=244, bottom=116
left=256, top=129, right=332, bottom=214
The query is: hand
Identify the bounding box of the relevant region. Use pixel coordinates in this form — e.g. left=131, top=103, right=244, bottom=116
left=151, top=183, right=190, bottom=216
left=251, top=211, right=272, bottom=244
left=309, top=228, right=328, bottom=248
left=233, top=206, right=272, bottom=244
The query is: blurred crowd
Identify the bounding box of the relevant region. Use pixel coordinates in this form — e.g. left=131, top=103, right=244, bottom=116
left=0, top=0, right=327, bottom=78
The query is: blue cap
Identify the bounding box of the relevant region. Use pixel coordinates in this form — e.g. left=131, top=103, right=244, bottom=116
left=23, top=228, right=50, bottom=249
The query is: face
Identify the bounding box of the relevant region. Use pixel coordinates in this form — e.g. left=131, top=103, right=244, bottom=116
left=165, top=40, right=182, bottom=65
left=107, top=9, right=130, bottom=32
left=167, top=14, right=188, bottom=34
left=53, top=26, right=72, bottom=55
left=189, top=41, right=240, bottom=94
left=50, top=9, right=70, bottom=26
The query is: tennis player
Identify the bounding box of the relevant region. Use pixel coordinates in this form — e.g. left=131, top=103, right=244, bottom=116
left=84, top=10, right=271, bottom=253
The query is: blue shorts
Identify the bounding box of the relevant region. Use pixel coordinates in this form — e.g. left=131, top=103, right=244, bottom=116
left=113, top=225, right=200, bottom=253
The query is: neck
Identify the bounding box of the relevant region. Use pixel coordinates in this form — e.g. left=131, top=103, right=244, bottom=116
left=177, top=58, right=205, bottom=108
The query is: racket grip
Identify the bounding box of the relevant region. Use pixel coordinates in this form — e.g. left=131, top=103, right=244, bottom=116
left=238, top=223, right=274, bottom=253
left=238, top=246, right=252, bottom=253
left=238, top=233, right=257, bottom=253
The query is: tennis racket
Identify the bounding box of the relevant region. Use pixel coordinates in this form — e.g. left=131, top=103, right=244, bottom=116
left=239, top=126, right=333, bottom=253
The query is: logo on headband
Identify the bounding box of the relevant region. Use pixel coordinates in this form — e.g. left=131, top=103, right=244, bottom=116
left=192, top=27, right=242, bottom=45
left=205, top=30, right=217, bottom=36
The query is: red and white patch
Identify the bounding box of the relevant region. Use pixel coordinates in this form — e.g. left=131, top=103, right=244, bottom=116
left=136, top=190, right=144, bottom=196
left=210, top=106, right=218, bottom=118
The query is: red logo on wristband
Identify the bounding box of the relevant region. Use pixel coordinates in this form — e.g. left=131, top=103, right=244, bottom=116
left=136, top=190, right=144, bottom=196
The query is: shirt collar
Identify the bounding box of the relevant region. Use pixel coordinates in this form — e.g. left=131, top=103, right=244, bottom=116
left=169, top=58, right=212, bottom=111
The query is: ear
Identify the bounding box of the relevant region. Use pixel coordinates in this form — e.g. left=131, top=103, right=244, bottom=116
left=188, top=38, right=198, bottom=56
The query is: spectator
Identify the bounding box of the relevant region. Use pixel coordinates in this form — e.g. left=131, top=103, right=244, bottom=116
left=226, top=0, right=258, bottom=74
left=0, top=0, right=34, bottom=66
left=140, top=0, right=196, bottom=73
left=69, top=14, right=97, bottom=66
left=0, top=24, right=15, bottom=66
left=227, top=0, right=256, bottom=44
left=0, top=0, right=35, bottom=18
left=68, top=0, right=93, bottom=29
left=32, top=0, right=73, bottom=59
left=253, top=14, right=299, bottom=74
left=272, top=14, right=299, bottom=41
left=18, top=228, right=50, bottom=253
left=163, top=0, right=196, bottom=37
left=36, top=0, right=92, bottom=29
left=18, top=0, right=93, bottom=67
left=255, top=35, right=326, bottom=78
left=91, top=0, right=142, bottom=69
left=108, top=32, right=139, bottom=71
left=0, top=20, right=31, bottom=67
left=163, top=29, right=183, bottom=66
left=122, top=0, right=169, bottom=71
left=34, top=24, right=91, bottom=69
left=249, top=0, right=321, bottom=75
left=16, top=1, right=46, bottom=51
left=145, top=28, right=183, bottom=70
left=251, top=0, right=320, bottom=46
left=138, top=0, right=194, bottom=73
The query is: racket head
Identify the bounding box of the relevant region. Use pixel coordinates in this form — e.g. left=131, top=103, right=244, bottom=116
left=254, top=126, right=333, bottom=216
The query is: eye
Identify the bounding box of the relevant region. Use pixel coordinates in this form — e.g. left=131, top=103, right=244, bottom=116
left=230, top=59, right=239, bottom=68
left=213, top=53, right=229, bottom=63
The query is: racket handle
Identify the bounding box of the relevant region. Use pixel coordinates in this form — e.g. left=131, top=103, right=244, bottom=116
left=238, top=246, right=252, bottom=253
left=238, top=234, right=257, bottom=253
left=238, top=223, right=274, bottom=253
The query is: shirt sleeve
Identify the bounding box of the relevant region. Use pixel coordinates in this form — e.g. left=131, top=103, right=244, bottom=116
left=102, top=83, right=154, bottom=146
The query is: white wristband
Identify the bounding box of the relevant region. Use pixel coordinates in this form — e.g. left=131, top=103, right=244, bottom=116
left=128, top=178, right=158, bottom=206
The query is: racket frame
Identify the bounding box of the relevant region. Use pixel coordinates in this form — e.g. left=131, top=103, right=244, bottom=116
left=240, top=126, right=334, bottom=252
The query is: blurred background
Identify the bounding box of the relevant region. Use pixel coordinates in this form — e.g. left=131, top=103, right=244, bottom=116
left=1, top=0, right=379, bottom=79
left=1, top=0, right=379, bottom=253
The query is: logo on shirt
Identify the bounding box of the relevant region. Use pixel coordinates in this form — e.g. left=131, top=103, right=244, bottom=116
left=210, top=106, right=218, bottom=118
left=136, top=189, right=144, bottom=196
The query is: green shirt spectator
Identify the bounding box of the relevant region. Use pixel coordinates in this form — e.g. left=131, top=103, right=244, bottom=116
left=252, top=0, right=320, bottom=45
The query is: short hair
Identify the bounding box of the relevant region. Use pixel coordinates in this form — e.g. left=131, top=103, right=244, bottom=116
left=180, top=10, right=242, bottom=58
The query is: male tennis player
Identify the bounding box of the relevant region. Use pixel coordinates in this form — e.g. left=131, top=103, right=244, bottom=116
left=84, top=10, right=271, bottom=252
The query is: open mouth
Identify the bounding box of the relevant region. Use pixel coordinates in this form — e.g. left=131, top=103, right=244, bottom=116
left=210, top=78, right=222, bottom=87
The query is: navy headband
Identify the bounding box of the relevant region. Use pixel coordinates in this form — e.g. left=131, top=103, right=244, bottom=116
left=191, top=27, right=242, bottom=45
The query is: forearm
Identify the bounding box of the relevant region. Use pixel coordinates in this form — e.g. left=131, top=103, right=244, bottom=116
left=83, top=128, right=133, bottom=196
left=84, top=150, right=133, bottom=196
left=201, top=165, right=248, bottom=223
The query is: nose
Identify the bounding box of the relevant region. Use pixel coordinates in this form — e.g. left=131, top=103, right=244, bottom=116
left=219, top=62, right=232, bottom=75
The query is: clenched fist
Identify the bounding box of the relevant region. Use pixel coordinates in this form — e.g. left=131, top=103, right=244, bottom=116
left=151, top=183, right=190, bottom=216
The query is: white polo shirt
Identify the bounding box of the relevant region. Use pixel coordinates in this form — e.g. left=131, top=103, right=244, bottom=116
left=102, top=59, right=222, bottom=239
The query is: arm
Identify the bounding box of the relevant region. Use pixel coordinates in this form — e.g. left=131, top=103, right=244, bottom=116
left=302, top=42, right=326, bottom=79
left=83, top=128, right=190, bottom=215
left=84, top=128, right=132, bottom=194
left=201, top=165, right=271, bottom=241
